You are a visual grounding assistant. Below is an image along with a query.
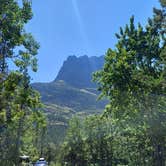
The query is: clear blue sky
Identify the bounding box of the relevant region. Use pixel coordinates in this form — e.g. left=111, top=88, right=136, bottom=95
left=27, top=0, right=160, bottom=83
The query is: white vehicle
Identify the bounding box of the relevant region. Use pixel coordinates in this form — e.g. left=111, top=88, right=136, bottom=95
left=34, top=158, right=48, bottom=166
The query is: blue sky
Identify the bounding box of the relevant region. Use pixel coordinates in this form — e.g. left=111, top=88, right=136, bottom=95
left=26, top=0, right=160, bottom=83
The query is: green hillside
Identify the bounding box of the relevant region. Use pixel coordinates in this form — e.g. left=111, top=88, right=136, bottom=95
left=44, top=102, right=98, bottom=144
left=32, top=79, right=107, bottom=145
left=44, top=103, right=74, bottom=144
left=33, top=80, right=106, bottom=112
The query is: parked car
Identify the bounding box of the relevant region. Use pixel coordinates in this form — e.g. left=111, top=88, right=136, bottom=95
left=34, top=158, right=48, bottom=166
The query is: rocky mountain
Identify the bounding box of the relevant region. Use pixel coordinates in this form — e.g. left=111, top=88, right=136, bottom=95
left=55, top=55, right=104, bottom=88
left=33, top=55, right=106, bottom=112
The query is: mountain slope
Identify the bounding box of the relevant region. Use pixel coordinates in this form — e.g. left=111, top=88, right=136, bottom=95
left=32, top=80, right=106, bottom=112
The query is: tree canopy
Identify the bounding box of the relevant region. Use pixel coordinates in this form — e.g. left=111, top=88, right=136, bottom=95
left=0, top=0, right=46, bottom=165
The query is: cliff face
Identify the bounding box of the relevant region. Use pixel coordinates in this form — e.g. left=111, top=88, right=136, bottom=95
left=55, top=55, right=104, bottom=88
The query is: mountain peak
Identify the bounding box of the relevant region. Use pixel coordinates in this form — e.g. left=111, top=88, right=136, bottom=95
left=55, top=55, right=104, bottom=88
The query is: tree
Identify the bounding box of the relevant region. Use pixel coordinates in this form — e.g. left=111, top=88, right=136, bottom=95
left=93, top=1, right=166, bottom=165
left=160, top=0, right=166, bottom=7
left=59, top=117, right=86, bottom=166
left=0, top=0, right=45, bottom=165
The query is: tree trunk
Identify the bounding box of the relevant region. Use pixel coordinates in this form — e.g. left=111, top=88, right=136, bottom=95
left=15, top=115, right=24, bottom=166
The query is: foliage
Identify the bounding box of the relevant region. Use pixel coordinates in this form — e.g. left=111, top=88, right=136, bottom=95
left=92, top=1, right=166, bottom=165
left=0, top=0, right=46, bottom=165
